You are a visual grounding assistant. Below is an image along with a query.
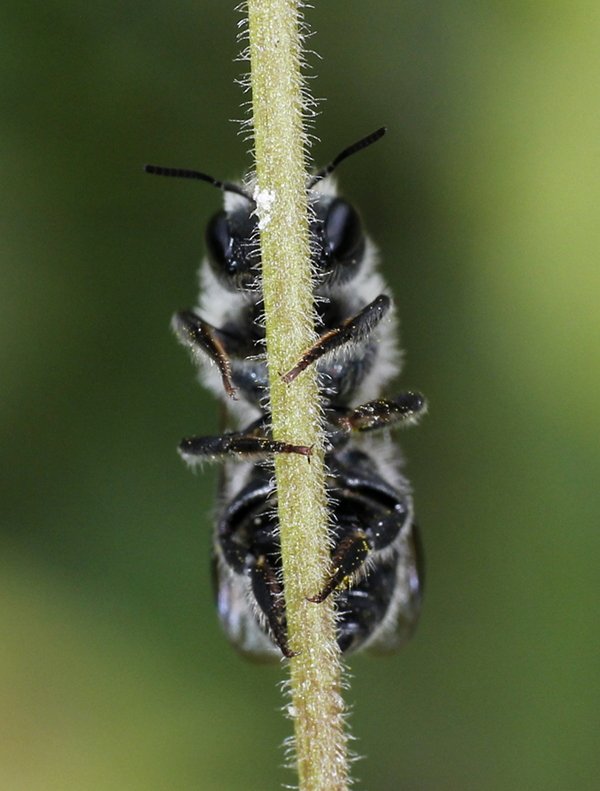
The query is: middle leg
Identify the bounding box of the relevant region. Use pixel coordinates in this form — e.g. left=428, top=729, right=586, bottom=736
left=329, top=391, right=427, bottom=434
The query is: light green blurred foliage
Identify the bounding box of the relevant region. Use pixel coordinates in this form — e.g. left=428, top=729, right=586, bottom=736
left=1, top=2, right=598, bottom=789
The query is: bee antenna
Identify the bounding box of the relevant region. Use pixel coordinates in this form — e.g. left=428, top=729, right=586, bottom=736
left=308, top=127, right=387, bottom=189
left=144, top=164, right=255, bottom=205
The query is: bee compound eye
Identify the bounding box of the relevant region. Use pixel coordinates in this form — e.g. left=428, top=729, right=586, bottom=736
left=324, top=198, right=364, bottom=267
left=205, top=210, right=260, bottom=289
left=206, top=211, right=233, bottom=270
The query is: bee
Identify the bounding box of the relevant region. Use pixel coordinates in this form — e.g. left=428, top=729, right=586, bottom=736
left=146, top=128, right=426, bottom=659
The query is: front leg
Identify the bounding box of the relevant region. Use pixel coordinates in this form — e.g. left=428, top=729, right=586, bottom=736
left=281, top=294, right=391, bottom=384
left=172, top=309, right=237, bottom=399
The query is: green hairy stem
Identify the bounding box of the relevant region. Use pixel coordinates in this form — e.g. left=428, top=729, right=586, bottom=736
left=246, top=1, right=349, bottom=789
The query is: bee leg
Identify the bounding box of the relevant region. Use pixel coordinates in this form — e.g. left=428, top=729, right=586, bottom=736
left=332, top=391, right=427, bottom=434
left=172, top=309, right=237, bottom=398
left=178, top=432, right=312, bottom=464
left=308, top=493, right=413, bottom=604
left=307, top=531, right=372, bottom=603
left=281, top=294, right=391, bottom=384
left=251, top=555, right=297, bottom=658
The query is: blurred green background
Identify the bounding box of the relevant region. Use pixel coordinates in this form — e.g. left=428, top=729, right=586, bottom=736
left=2, top=2, right=599, bottom=789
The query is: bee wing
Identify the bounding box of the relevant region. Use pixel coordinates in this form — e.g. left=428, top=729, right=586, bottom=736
left=211, top=551, right=280, bottom=662
left=365, top=522, right=424, bottom=655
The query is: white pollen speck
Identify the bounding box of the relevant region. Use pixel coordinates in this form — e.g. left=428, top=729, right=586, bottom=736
left=253, top=187, right=276, bottom=230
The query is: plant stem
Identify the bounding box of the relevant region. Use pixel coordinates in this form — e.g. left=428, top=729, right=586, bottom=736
left=246, top=1, right=349, bottom=789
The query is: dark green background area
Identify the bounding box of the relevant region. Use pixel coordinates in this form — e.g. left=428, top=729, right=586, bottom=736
left=2, top=2, right=598, bottom=789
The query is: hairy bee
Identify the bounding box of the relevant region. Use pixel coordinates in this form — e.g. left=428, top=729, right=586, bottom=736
left=146, top=129, right=426, bottom=659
